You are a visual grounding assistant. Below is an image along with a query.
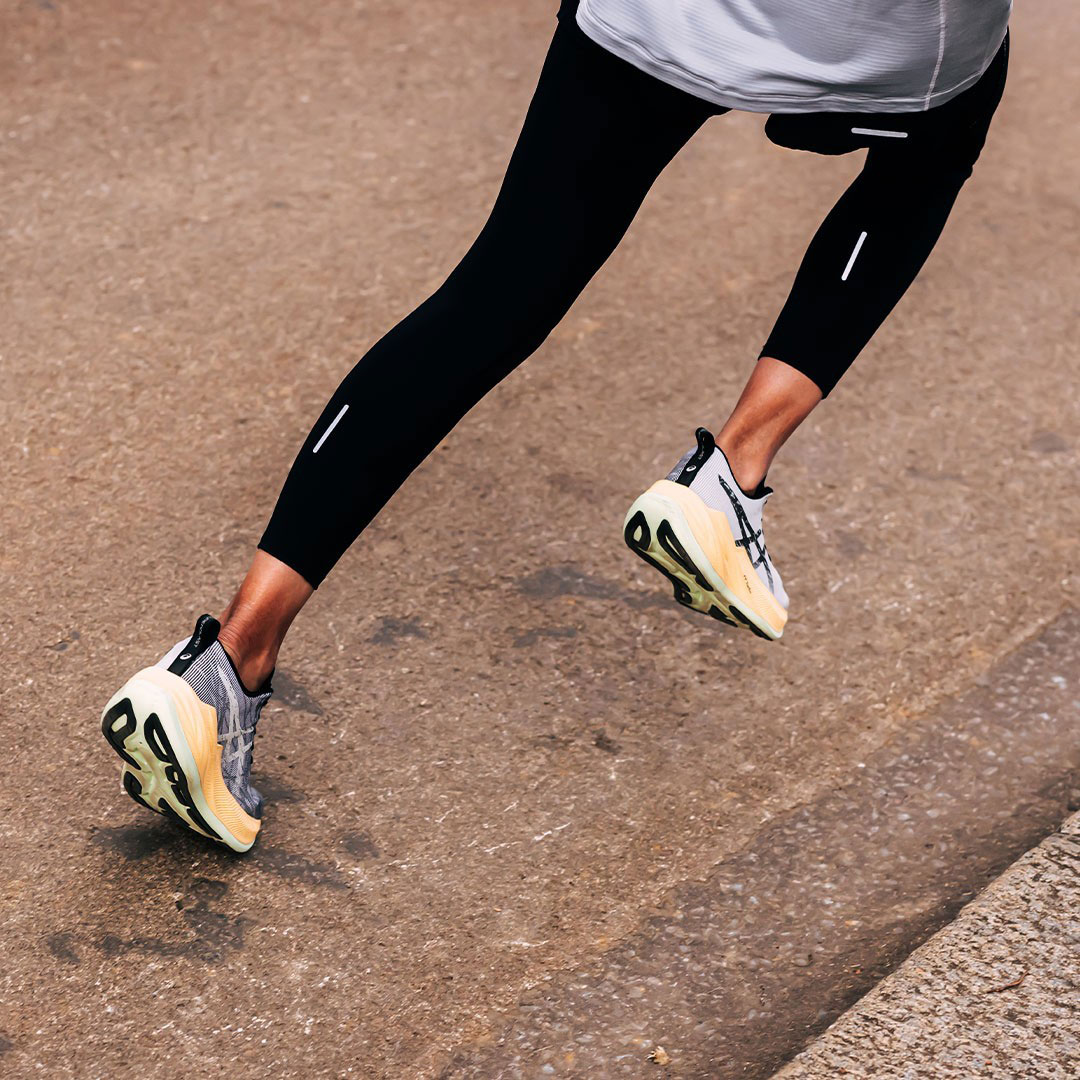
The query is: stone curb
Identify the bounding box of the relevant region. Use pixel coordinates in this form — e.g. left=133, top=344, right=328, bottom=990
left=771, top=812, right=1080, bottom=1079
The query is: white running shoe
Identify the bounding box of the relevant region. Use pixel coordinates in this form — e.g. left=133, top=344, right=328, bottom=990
left=624, top=427, right=789, bottom=640
left=100, top=614, right=271, bottom=851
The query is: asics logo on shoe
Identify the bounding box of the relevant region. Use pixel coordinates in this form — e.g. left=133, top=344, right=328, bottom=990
left=224, top=728, right=256, bottom=770
left=216, top=663, right=253, bottom=770
left=715, top=473, right=774, bottom=591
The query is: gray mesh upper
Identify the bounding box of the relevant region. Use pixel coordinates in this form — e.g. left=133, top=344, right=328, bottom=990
left=157, top=639, right=270, bottom=818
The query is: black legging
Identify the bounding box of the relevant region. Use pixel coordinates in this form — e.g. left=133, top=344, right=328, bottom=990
left=259, top=9, right=1006, bottom=588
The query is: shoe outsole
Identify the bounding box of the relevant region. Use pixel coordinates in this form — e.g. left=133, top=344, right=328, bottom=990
left=624, top=488, right=783, bottom=641
left=100, top=667, right=259, bottom=852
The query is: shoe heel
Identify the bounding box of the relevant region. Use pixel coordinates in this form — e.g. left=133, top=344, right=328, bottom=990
left=624, top=485, right=784, bottom=640
left=624, top=493, right=740, bottom=628
left=100, top=668, right=260, bottom=852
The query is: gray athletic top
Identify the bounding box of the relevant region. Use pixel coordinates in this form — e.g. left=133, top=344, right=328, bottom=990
left=575, top=0, right=1012, bottom=113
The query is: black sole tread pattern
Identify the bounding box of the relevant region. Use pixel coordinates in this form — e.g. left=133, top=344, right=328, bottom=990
left=624, top=508, right=772, bottom=638
left=101, top=692, right=224, bottom=844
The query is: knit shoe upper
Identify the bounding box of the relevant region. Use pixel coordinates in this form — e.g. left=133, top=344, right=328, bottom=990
left=668, top=427, right=789, bottom=611
left=156, top=615, right=272, bottom=818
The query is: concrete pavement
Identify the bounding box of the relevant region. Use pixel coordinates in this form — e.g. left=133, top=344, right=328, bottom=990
left=1, top=1, right=1078, bottom=1076
left=441, top=611, right=1080, bottom=1077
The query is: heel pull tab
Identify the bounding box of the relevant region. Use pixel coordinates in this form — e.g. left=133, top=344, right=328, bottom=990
left=672, top=427, right=716, bottom=486
left=167, top=614, right=221, bottom=677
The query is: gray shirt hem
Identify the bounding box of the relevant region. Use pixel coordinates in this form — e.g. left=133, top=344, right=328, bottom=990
left=576, top=2, right=1003, bottom=115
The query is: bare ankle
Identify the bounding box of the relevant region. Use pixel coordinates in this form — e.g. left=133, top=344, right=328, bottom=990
left=715, top=435, right=768, bottom=494
left=714, top=356, right=823, bottom=493
left=214, top=550, right=313, bottom=692
left=218, top=619, right=277, bottom=693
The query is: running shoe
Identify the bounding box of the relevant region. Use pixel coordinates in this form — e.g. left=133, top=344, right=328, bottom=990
left=624, top=427, right=789, bottom=639
left=100, top=614, right=271, bottom=851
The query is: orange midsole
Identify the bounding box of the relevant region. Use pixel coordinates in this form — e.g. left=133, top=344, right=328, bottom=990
left=646, top=480, right=788, bottom=633
left=136, top=666, right=261, bottom=847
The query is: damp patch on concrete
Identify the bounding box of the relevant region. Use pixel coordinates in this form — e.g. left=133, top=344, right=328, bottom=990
left=248, top=846, right=349, bottom=890
left=512, top=625, right=579, bottom=648
left=341, top=831, right=381, bottom=860
left=370, top=615, right=429, bottom=646
left=272, top=669, right=326, bottom=714
left=1029, top=430, right=1069, bottom=454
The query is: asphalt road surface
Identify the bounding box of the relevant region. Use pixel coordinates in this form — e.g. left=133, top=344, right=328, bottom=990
left=2, top=1, right=1078, bottom=1077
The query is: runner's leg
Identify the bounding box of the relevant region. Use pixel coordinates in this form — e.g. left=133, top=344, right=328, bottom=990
left=719, top=36, right=1009, bottom=489
left=223, top=15, right=722, bottom=686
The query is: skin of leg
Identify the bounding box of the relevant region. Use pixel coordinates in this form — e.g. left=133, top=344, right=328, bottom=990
left=715, top=356, right=822, bottom=492
left=217, top=551, right=313, bottom=691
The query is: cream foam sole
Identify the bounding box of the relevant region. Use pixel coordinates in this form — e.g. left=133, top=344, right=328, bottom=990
left=101, top=665, right=260, bottom=852
left=624, top=480, right=787, bottom=640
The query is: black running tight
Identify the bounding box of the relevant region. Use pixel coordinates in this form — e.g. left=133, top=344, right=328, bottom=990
left=260, top=9, right=1006, bottom=587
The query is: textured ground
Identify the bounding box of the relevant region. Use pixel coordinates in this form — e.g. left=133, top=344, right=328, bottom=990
left=774, top=812, right=1080, bottom=1080
left=442, top=612, right=1080, bottom=1077
left=1, top=1, right=1078, bottom=1077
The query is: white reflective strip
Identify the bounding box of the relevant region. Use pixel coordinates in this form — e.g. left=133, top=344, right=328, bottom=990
left=841, top=231, right=868, bottom=282
left=312, top=403, right=349, bottom=454
left=850, top=127, right=908, bottom=138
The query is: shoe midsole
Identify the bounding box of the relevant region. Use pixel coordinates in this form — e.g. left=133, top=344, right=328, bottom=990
left=628, top=480, right=787, bottom=636
left=102, top=666, right=259, bottom=852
